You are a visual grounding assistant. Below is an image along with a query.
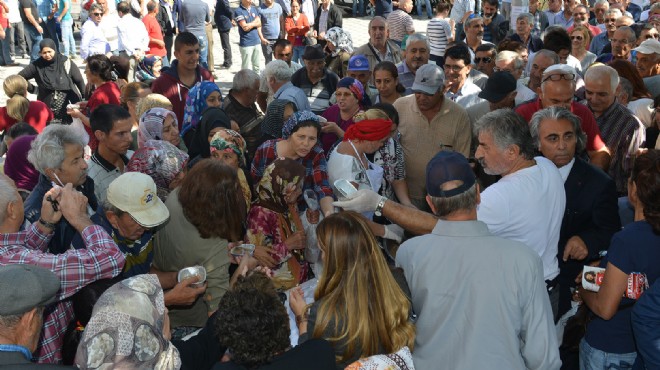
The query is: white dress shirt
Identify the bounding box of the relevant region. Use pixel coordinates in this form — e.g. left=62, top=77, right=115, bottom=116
left=117, top=14, right=150, bottom=54
left=80, top=19, right=110, bottom=59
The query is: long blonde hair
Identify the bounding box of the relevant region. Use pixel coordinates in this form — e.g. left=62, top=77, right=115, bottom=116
left=313, top=211, right=415, bottom=362
left=3, top=76, right=30, bottom=122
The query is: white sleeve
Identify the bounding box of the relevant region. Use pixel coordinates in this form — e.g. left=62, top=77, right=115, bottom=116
left=476, top=185, right=511, bottom=236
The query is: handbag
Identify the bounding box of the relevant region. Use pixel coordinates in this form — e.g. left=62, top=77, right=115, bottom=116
left=50, top=90, right=74, bottom=124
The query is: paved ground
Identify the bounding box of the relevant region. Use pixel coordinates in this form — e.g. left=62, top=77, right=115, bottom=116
left=0, top=15, right=432, bottom=105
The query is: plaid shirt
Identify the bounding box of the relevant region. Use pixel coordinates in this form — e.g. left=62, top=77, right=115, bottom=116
left=251, top=139, right=334, bottom=207
left=0, top=223, right=125, bottom=363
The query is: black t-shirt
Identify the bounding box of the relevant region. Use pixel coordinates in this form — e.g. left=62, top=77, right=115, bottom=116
left=212, top=339, right=337, bottom=370
left=19, top=0, right=40, bottom=25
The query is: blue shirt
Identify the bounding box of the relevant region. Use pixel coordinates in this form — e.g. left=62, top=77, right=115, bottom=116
left=589, top=31, right=609, bottom=56
left=259, top=3, right=282, bottom=40
left=35, top=0, right=53, bottom=20
left=234, top=4, right=261, bottom=47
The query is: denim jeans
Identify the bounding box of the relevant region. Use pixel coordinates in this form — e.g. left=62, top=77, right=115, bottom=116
left=580, top=339, right=637, bottom=370
left=261, top=39, right=277, bottom=63
left=197, top=34, right=209, bottom=70
left=0, top=27, right=14, bottom=64
left=25, top=23, right=43, bottom=62
left=60, top=19, right=75, bottom=56
left=293, top=45, right=305, bottom=64
left=352, top=0, right=365, bottom=16
left=416, top=0, right=432, bottom=18
left=239, top=44, right=261, bottom=74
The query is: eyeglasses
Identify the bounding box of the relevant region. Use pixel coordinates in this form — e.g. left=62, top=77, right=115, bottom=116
left=604, top=18, right=617, bottom=22
left=571, top=35, right=583, bottom=40
left=493, top=66, right=515, bottom=73
left=542, top=73, right=575, bottom=83
left=92, top=12, right=103, bottom=16
left=474, top=57, right=492, bottom=63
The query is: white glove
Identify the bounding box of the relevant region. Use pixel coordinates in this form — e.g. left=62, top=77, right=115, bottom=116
left=383, top=224, right=404, bottom=243
left=332, top=189, right=381, bottom=213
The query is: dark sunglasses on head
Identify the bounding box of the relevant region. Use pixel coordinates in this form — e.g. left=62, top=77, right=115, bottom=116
left=474, top=57, right=492, bottom=63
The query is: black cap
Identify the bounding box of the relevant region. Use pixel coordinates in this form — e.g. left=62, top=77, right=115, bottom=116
left=302, top=45, right=325, bottom=60
left=478, top=71, right=517, bottom=103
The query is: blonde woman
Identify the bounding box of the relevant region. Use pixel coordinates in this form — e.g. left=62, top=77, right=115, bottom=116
left=290, top=211, right=415, bottom=369
left=570, top=26, right=597, bottom=74
left=0, top=75, right=53, bottom=133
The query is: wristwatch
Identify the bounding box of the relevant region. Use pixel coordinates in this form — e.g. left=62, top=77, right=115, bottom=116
left=374, top=196, right=387, bottom=217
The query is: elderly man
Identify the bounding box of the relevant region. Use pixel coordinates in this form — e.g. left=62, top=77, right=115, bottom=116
left=585, top=65, right=645, bottom=194
left=23, top=125, right=98, bottom=255
left=396, top=151, right=560, bottom=370
left=80, top=3, right=110, bottom=60
left=495, top=50, right=537, bottom=105
left=346, top=55, right=376, bottom=102
left=443, top=44, right=485, bottom=108
left=634, top=39, right=660, bottom=97
left=257, top=39, right=302, bottom=110
left=474, top=44, right=496, bottom=77
left=393, top=64, right=471, bottom=211
left=529, top=107, right=620, bottom=319
left=224, top=69, right=264, bottom=160
left=353, top=17, right=403, bottom=85
left=591, top=0, right=610, bottom=30
left=509, top=13, right=544, bottom=53
left=396, top=33, right=429, bottom=95
left=264, top=59, right=310, bottom=112
left=468, top=71, right=518, bottom=127
left=480, top=0, right=506, bottom=45
left=292, top=45, right=339, bottom=116
left=335, top=109, right=567, bottom=319
left=528, top=49, right=559, bottom=92
left=517, top=64, right=610, bottom=170
left=0, top=176, right=125, bottom=363
left=463, top=15, right=493, bottom=61
left=386, top=0, right=415, bottom=46
left=596, top=25, right=636, bottom=62
left=590, top=8, right=622, bottom=56
left=568, top=5, right=602, bottom=37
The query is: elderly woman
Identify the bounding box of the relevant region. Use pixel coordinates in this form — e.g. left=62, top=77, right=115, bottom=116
left=320, top=77, right=369, bottom=153
left=138, top=107, right=184, bottom=150
left=126, top=140, right=188, bottom=201
left=153, top=159, right=245, bottom=338
left=324, top=27, right=353, bottom=78
left=0, top=75, right=53, bottom=133
left=209, top=129, right=251, bottom=207
left=570, top=26, right=597, bottom=74
left=252, top=111, right=335, bottom=215
left=180, top=81, right=223, bottom=146
left=261, top=99, right=297, bottom=141
left=18, top=39, right=85, bottom=125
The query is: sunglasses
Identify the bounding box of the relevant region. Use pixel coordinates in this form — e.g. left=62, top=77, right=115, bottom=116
left=571, top=35, right=583, bottom=40
left=644, top=34, right=659, bottom=39
left=604, top=18, right=617, bottom=22
left=474, top=57, right=493, bottom=63
left=92, top=12, right=103, bottom=16
left=542, top=73, right=575, bottom=83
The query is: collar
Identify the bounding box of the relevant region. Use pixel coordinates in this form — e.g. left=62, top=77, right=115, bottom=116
left=431, top=219, right=491, bottom=237
left=369, top=41, right=391, bottom=57
left=0, top=344, right=33, bottom=361
left=558, top=157, right=575, bottom=182
left=92, top=150, right=129, bottom=172
left=399, top=61, right=413, bottom=75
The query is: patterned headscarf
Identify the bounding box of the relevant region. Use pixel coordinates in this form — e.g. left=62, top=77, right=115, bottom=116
left=138, top=107, right=179, bottom=148
left=325, top=27, right=354, bottom=57
left=181, top=81, right=222, bottom=137
left=136, top=56, right=161, bottom=82
left=337, top=77, right=371, bottom=108
left=209, top=129, right=247, bottom=167
left=74, top=274, right=181, bottom=370
left=255, top=158, right=306, bottom=214
left=261, top=99, right=296, bottom=139
left=281, top=110, right=319, bottom=139
left=126, top=140, right=188, bottom=201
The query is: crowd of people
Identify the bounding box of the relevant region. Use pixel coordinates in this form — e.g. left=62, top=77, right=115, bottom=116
left=0, top=0, right=660, bottom=368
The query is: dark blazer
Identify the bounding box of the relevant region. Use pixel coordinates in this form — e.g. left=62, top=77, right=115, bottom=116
left=0, top=351, right=73, bottom=369
left=214, top=0, right=234, bottom=32
left=508, top=33, right=544, bottom=53
left=485, top=13, right=508, bottom=45
left=313, top=4, right=342, bottom=33
left=556, top=156, right=621, bottom=316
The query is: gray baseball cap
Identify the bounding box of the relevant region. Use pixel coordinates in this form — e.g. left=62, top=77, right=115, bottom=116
left=0, top=265, right=60, bottom=315
left=412, top=64, right=445, bottom=95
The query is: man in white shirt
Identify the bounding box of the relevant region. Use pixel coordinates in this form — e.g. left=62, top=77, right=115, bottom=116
left=116, top=1, right=149, bottom=56
left=495, top=50, right=537, bottom=105
left=96, top=0, right=120, bottom=52
left=443, top=44, right=485, bottom=108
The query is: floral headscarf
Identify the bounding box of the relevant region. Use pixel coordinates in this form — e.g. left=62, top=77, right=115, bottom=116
left=138, top=107, right=179, bottom=148
left=255, top=158, right=306, bottom=214
left=262, top=99, right=297, bottom=140
left=136, top=56, right=161, bottom=82
left=126, top=140, right=188, bottom=201
left=209, top=129, right=247, bottom=167
left=181, top=81, right=222, bottom=137
left=281, top=110, right=319, bottom=139
left=325, top=27, right=354, bottom=57
left=337, top=77, right=371, bottom=108
left=74, top=274, right=181, bottom=370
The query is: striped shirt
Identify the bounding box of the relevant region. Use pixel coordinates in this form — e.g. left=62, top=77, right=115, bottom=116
left=387, top=9, right=415, bottom=42
left=0, top=224, right=125, bottom=363
left=87, top=151, right=133, bottom=204
left=427, top=17, right=453, bottom=57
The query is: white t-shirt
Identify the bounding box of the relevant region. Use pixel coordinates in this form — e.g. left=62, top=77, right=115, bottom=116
left=477, top=156, right=566, bottom=280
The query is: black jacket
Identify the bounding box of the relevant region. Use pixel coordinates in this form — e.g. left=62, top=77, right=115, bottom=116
left=214, top=0, right=233, bottom=32
left=156, top=0, right=177, bottom=35
left=313, top=4, right=341, bottom=33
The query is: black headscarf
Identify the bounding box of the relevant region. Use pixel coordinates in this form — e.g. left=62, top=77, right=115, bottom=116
left=261, top=99, right=297, bottom=140
left=186, top=107, right=232, bottom=159
left=33, top=39, right=72, bottom=91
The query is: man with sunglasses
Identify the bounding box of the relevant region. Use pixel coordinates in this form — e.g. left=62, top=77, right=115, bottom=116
left=80, top=3, right=110, bottom=59
left=590, top=8, right=621, bottom=55
left=633, top=39, right=660, bottom=106
left=473, top=43, right=496, bottom=77
left=516, top=64, right=611, bottom=171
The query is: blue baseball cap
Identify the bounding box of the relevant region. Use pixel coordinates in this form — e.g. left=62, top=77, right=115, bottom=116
left=348, top=54, right=370, bottom=71
left=426, top=151, right=476, bottom=197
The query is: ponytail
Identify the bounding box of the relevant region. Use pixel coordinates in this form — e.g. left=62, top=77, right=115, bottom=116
left=6, top=94, right=29, bottom=121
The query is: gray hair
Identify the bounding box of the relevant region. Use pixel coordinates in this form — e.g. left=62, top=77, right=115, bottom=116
left=534, top=49, right=560, bottom=65
left=651, top=3, right=660, bottom=11
left=604, top=8, right=622, bottom=18
left=428, top=184, right=478, bottom=218
left=594, top=0, right=609, bottom=7
left=368, top=16, right=388, bottom=29
left=232, top=69, right=260, bottom=92
left=517, top=12, right=534, bottom=26
left=585, top=64, right=619, bottom=93
left=496, top=50, right=524, bottom=70
left=465, top=15, right=484, bottom=28
left=618, top=77, right=633, bottom=103
left=102, top=199, right=126, bottom=216
left=27, top=125, right=86, bottom=174
left=473, top=109, right=536, bottom=160
left=0, top=175, right=19, bottom=224
left=405, top=33, right=429, bottom=49
left=90, top=3, right=103, bottom=13
left=529, top=107, right=586, bottom=155
left=616, top=26, right=637, bottom=44
left=264, top=60, right=293, bottom=83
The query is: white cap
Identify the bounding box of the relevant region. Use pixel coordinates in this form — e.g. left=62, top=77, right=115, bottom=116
left=633, top=39, right=660, bottom=55
left=106, top=172, right=170, bottom=228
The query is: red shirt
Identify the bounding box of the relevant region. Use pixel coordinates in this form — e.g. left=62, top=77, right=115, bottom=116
left=143, top=14, right=167, bottom=57
left=85, top=81, right=122, bottom=151
left=515, top=99, right=607, bottom=152
left=0, top=6, right=8, bottom=29
left=0, top=101, right=53, bottom=132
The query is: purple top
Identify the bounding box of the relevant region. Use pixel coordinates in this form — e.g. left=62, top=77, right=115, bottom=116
left=320, top=104, right=356, bottom=153
left=4, top=135, right=40, bottom=191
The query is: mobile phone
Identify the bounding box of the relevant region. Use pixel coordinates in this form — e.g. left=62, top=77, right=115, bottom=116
left=334, top=179, right=358, bottom=198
